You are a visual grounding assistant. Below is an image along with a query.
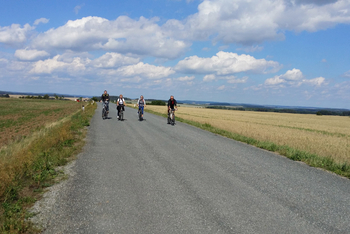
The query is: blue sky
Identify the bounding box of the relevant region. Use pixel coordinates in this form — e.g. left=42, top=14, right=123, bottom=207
left=1, top=0, right=350, bottom=109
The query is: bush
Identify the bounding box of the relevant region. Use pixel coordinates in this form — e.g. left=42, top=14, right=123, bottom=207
left=150, top=100, right=166, bottom=106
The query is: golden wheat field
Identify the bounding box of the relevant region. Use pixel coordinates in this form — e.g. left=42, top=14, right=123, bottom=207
left=146, top=105, right=350, bottom=164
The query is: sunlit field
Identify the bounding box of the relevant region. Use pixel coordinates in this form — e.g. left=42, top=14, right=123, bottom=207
left=0, top=98, right=82, bottom=148
left=146, top=105, right=350, bottom=164
left=0, top=98, right=95, bottom=233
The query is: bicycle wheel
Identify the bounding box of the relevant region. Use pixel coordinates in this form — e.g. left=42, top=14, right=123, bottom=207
left=120, top=111, right=123, bottom=121
left=102, top=108, right=106, bottom=119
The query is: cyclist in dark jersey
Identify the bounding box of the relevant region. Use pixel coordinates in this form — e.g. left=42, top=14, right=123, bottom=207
left=100, top=90, right=110, bottom=113
left=167, top=95, right=177, bottom=123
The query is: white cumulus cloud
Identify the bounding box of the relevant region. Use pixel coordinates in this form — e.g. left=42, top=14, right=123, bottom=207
left=177, top=76, right=195, bottom=81
left=176, top=51, right=281, bottom=75
left=34, top=18, right=49, bottom=26
left=15, top=49, right=50, bottom=61
left=0, top=23, right=33, bottom=45
left=163, top=0, right=350, bottom=45
left=112, top=62, right=175, bottom=80
left=92, top=52, right=140, bottom=68
left=31, top=16, right=190, bottom=59
left=30, top=55, right=87, bottom=74
left=265, top=69, right=326, bottom=87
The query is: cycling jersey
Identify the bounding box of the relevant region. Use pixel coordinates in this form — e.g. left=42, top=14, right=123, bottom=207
left=101, top=94, right=109, bottom=102
left=167, top=99, right=177, bottom=109
left=137, top=99, right=145, bottom=107
left=117, top=98, right=125, bottom=105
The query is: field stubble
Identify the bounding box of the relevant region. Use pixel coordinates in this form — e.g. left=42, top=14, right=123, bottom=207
left=0, top=98, right=94, bottom=233
left=146, top=105, right=350, bottom=164
left=0, top=98, right=82, bottom=149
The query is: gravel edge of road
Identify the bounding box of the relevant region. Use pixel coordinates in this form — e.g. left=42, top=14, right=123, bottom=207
left=29, top=160, right=77, bottom=230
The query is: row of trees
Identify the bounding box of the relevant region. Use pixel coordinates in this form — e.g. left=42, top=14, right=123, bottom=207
left=19, top=94, right=65, bottom=100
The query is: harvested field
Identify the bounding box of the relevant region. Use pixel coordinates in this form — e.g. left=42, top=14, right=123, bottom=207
left=145, top=105, right=350, bottom=164
left=0, top=98, right=82, bottom=148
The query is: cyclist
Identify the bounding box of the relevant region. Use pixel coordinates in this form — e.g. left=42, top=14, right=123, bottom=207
left=137, top=95, right=146, bottom=119
left=167, top=95, right=177, bottom=124
left=117, top=94, right=126, bottom=119
left=100, top=90, right=110, bottom=114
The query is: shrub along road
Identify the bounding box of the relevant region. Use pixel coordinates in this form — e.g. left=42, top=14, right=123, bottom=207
left=41, top=103, right=350, bottom=233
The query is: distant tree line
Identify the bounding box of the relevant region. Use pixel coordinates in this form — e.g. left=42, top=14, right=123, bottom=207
left=149, top=100, right=166, bottom=105
left=19, top=94, right=50, bottom=99
left=316, top=110, right=350, bottom=116
left=0, top=94, right=10, bottom=98
left=18, top=94, right=66, bottom=100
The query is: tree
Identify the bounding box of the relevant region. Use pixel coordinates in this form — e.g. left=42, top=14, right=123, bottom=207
left=43, top=94, right=49, bottom=99
left=91, top=96, right=99, bottom=102
left=150, top=100, right=166, bottom=105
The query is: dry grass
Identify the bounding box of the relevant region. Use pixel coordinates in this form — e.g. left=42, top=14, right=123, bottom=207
left=0, top=98, right=82, bottom=148
left=0, top=99, right=96, bottom=233
left=146, top=105, right=350, bottom=164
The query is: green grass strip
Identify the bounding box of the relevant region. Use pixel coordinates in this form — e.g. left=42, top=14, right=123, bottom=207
left=145, top=109, right=350, bottom=179
left=0, top=103, right=96, bottom=233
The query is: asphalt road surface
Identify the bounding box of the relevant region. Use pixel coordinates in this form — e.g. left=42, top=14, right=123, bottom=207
left=42, top=103, right=350, bottom=233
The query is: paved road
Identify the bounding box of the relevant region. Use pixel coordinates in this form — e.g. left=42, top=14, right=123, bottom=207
left=43, top=103, right=350, bottom=233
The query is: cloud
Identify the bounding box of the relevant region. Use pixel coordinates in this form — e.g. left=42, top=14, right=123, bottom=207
left=34, top=18, right=49, bottom=25
left=102, top=62, right=175, bottom=80
left=264, top=69, right=325, bottom=87
left=303, top=77, right=326, bottom=86
left=163, top=0, right=350, bottom=45
left=31, top=16, right=190, bottom=59
left=92, top=52, right=140, bottom=68
left=217, top=85, right=225, bottom=90
left=227, top=76, right=248, bottom=84
left=15, top=49, right=50, bottom=60
left=0, top=23, right=33, bottom=45
left=237, top=45, right=264, bottom=53
left=30, top=55, right=87, bottom=74
left=292, top=0, right=338, bottom=6
left=176, top=75, right=195, bottom=81
left=74, top=4, right=85, bottom=14
left=203, top=74, right=216, bottom=82
left=175, top=51, right=281, bottom=75
left=342, top=70, right=350, bottom=78
left=203, top=74, right=248, bottom=84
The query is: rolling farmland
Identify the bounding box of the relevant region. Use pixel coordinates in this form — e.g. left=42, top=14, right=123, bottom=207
left=0, top=98, right=82, bottom=148
left=145, top=105, right=350, bottom=164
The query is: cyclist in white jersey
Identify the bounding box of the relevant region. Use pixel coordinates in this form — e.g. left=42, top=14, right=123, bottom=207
left=117, top=94, right=126, bottom=119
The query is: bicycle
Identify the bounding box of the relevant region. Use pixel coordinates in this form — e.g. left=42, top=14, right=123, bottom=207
left=102, top=101, right=109, bottom=120
left=138, top=107, right=144, bottom=121
left=117, top=104, right=124, bottom=121
left=168, top=108, right=177, bottom=125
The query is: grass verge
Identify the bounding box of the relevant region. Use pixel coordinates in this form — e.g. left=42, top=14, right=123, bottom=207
left=145, top=108, right=350, bottom=179
left=0, top=102, right=96, bottom=233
